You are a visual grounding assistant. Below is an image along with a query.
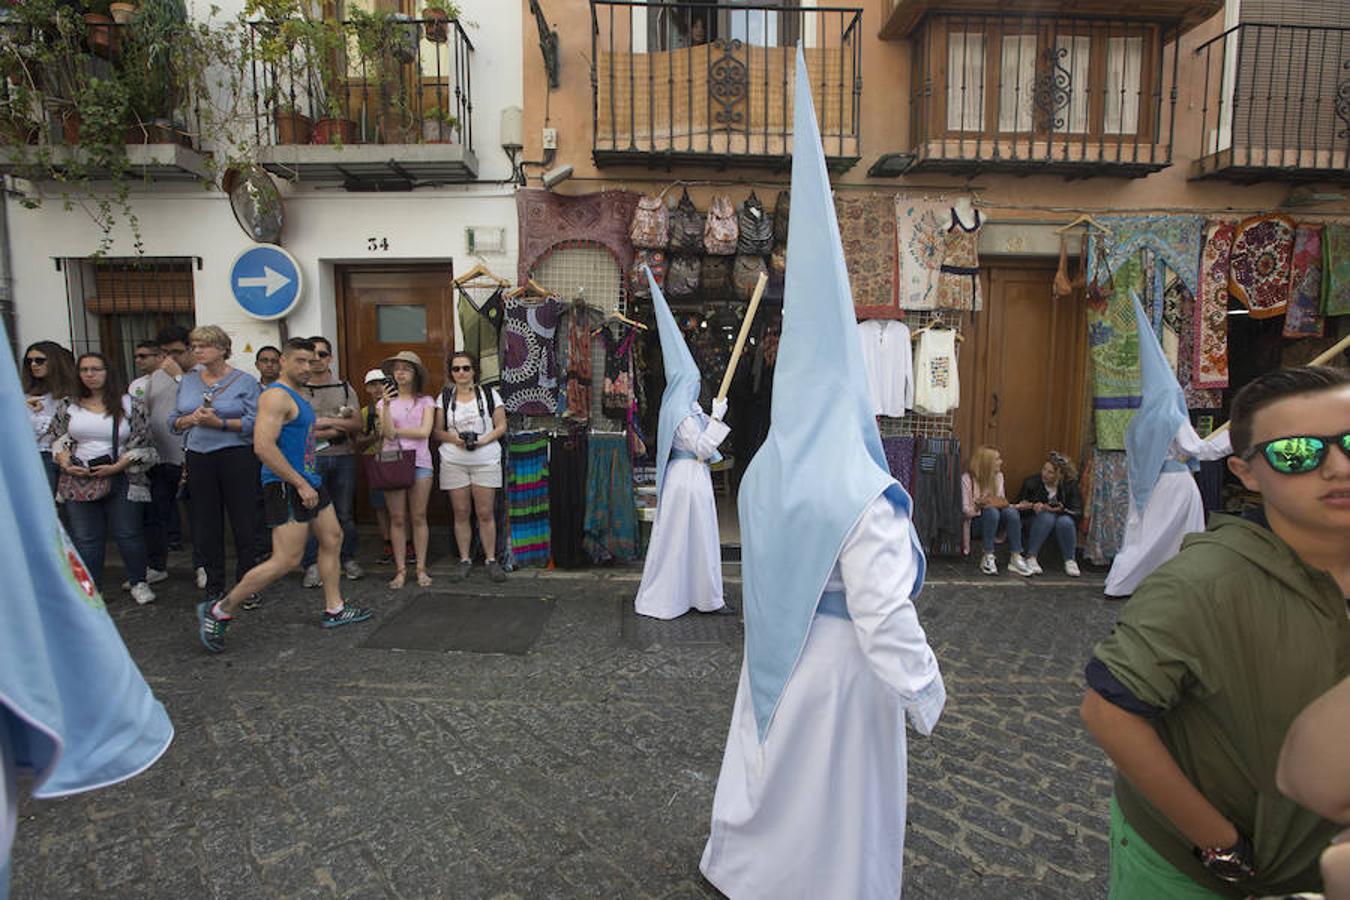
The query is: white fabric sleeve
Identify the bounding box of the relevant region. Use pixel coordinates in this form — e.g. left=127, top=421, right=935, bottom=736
left=899, top=323, right=915, bottom=412
left=1173, top=421, right=1233, bottom=460
left=673, top=415, right=730, bottom=460
left=838, top=496, right=946, bottom=735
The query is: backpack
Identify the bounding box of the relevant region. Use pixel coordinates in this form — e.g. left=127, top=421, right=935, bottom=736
left=668, top=189, right=705, bottom=253
left=703, top=195, right=738, bottom=255
left=772, top=189, right=790, bottom=245
left=629, top=194, right=668, bottom=249
left=628, top=249, right=667, bottom=299
left=701, top=255, right=734, bottom=298
left=736, top=191, right=774, bottom=255
left=665, top=254, right=701, bottom=299
left=733, top=254, right=768, bottom=300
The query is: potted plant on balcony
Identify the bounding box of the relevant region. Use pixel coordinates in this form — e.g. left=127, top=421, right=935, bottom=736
left=420, top=104, right=455, bottom=144
left=271, top=102, right=311, bottom=143
left=79, top=0, right=119, bottom=59
left=108, top=0, right=137, bottom=25
left=420, top=0, right=459, bottom=45
left=246, top=0, right=355, bottom=146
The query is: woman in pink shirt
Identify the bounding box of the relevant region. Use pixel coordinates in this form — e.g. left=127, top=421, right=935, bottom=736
left=378, top=351, right=435, bottom=588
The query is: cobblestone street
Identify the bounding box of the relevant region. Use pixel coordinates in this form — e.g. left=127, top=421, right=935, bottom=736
left=10, top=555, right=1122, bottom=899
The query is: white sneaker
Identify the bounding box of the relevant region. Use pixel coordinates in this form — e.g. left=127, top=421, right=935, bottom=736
left=129, top=582, right=156, bottom=605
left=195, top=566, right=208, bottom=589
left=302, top=564, right=323, bottom=588
left=1064, top=560, right=1082, bottom=577
left=146, top=567, right=168, bottom=585
left=980, top=553, right=998, bottom=576
left=1025, top=557, right=1043, bottom=575
left=1008, top=553, right=1034, bottom=577
left=343, top=560, right=364, bottom=580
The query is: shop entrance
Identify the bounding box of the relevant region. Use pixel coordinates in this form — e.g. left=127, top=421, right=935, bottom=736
left=957, top=261, right=1089, bottom=490
left=336, top=264, right=454, bottom=523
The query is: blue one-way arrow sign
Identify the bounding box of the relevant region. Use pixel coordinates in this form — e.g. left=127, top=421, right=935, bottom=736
left=229, top=244, right=303, bottom=320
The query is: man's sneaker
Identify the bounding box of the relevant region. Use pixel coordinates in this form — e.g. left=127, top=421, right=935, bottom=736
left=130, top=582, right=156, bottom=605
left=980, top=553, right=998, bottom=576
left=1008, top=553, right=1035, bottom=577
left=1064, top=560, right=1082, bottom=578
left=195, top=566, right=208, bottom=589
left=486, top=559, right=507, bottom=583
left=197, top=601, right=230, bottom=653
left=302, top=564, right=322, bottom=588
left=451, top=559, right=472, bottom=582
left=343, top=560, right=364, bottom=580
left=321, top=605, right=373, bottom=629
left=123, top=567, right=170, bottom=590
left=378, top=543, right=394, bottom=565
left=1024, top=557, right=1043, bottom=575
left=241, top=593, right=263, bottom=611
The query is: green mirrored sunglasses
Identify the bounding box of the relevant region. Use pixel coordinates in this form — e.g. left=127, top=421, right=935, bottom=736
left=1244, top=431, right=1350, bottom=475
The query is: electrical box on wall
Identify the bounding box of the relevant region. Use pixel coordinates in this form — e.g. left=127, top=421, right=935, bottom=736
left=466, top=227, right=506, bottom=255
left=542, top=128, right=558, bottom=150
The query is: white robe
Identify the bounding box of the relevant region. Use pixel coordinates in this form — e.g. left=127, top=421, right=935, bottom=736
left=700, top=497, right=946, bottom=900
left=1104, top=425, right=1232, bottom=598
left=635, top=415, right=731, bottom=619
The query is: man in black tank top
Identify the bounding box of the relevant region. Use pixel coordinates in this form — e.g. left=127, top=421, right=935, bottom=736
left=197, top=338, right=373, bottom=653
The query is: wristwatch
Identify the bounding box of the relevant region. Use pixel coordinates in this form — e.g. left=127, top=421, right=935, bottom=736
left=1194, top=833, right=1256, bottom=883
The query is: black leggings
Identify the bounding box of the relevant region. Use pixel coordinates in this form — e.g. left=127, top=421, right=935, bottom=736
left=187, top=446, right=260, bottom=595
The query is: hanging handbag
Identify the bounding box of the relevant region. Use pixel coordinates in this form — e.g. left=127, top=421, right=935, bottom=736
left=629, top=194, right=669, bottom=249
left=733, top=254, right=768, bottom=300
left=772, top=189, right=790, bottom=245
left=665, top=254, right=701, bottom=299
left=701, top=255, right=734, bottom=298
left=737, top=191, right=774, bottom=255
left=704, top=195, right=739, bottom=255
left=668, top=189, right=705, bottom=253
left=628, top=248, right=667, bottom=299
left=57, top=402, right=119, bottom=502
left=362, top=445, right=416, bottom=490
left=769, top=243, right=787, bottom=276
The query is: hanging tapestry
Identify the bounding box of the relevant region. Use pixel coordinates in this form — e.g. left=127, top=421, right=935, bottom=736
left=881, top=435, right=917, bottom=494
left=1086, top=247, right=1141, bottom=451
left=1321, top=223, right=1350, bottom=317
left=582, top=433, right=639, bottom=564
left=935, top=208, right=983, bottom=311
left=1084, top=449, right=1129, bottom=566
left=507, top=432, right=551, bottom=567
left=1228, top=213, right=1297, bottom=318
left=1194, top=220, right=1235, bottom=389
left=1159, top=261, right=1185, bottom=371
left=1102, top=214, right=1205, bottom=296
left=501, top=294, right=561, bottom=415
left=457, top=286, right=504, bottom=386
left=835, top=193, right=898, bottom=314
left=1176, top=281, right=1222, bottom=409
left=1284, top=224, right=1325, bottom=339
left=894, top=193, right=958, bottom=310
left=517, top=189, right=639, bottom=283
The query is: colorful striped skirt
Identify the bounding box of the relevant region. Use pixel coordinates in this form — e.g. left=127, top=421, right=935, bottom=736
left=506, top=431, right=551, bottom=567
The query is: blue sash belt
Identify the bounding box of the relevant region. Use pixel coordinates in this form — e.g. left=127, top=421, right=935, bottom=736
left=669, top=449, right=700, bottom=462
left=816, top=590, right=851, bottom=620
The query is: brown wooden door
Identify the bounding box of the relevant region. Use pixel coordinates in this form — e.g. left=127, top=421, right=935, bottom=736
left=337, top=264, right=454, bottom=523
left=955, top=262, right=1089, bottom=492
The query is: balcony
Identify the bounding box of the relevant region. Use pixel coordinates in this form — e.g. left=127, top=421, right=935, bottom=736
left=1191, top=24, right=1350, bottom=184
left=0, top=18, right=210, bottom=182
left=589, top=1, right=862, bottom=173
left=898, top=13, right=1179, bottom=179
left=247, top=14, right=476, bottom=189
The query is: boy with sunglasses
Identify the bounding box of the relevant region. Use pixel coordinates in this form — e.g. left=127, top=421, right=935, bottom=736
left=1081, top=365, right=1350, bottom=899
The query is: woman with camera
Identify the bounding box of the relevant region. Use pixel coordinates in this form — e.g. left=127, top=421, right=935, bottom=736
left=433, top=352, right=508, bottom=583
left=50, top=352, right=158, bottom=601
left=378, top=350, right=436, bottom=589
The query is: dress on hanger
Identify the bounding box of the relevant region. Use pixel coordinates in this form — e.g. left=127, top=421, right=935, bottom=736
left=935, top=208, right=982, bottom=311
left=501, top=294, right=561, bottom=415
left=457, top=286, right=504, bottom=386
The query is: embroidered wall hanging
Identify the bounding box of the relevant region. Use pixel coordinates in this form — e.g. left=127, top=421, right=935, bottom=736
left=1283, top=224, right=1325, bottom=339
left=1194, top=220, right=1235, bottom=389
left=1322, top=223, right=1350, bottom=317
left=836, top=192, right=899, bottom=315
left=1228, top=213, right=1297, bottom=319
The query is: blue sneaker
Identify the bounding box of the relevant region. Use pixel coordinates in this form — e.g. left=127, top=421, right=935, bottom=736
left=197, top=601, right=230, bottom=653
left=321, top=605, right=374, bottom=629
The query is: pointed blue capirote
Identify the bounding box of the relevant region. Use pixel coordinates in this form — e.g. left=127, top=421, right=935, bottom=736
left=0, top=318, right=173, bottom=890
left=648, top=265, right=708, bottom=497
left=1125, top=292, right=1193, bottom=513
left=737, top=45, right=926, bottom=742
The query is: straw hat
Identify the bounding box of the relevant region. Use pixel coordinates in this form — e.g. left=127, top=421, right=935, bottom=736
left=381, top=350, right=427, bottom=383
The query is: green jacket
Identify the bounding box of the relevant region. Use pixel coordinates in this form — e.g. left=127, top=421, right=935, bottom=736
left=1093, top=513, right=1350, bottom=898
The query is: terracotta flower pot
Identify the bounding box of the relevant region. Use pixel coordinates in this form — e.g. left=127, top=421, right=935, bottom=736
left=421, top=116, right=454, bottom=144
left=61, top=111, right=81, bottom=144
left=83, top=13, right=117, bottom=59
left=312, top=117, right=357, bottom=145
left=273, top=109, right=313, bottom=145
left=109, top=2, right=137, bottom=25
left=423, top=7, right=448, bottom=43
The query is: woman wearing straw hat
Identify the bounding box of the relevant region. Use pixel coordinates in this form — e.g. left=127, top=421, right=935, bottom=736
left=377, top=350, right=436, bottom=588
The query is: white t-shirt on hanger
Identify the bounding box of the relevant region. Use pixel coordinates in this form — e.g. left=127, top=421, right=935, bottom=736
left=913, top=329, right=960, bottom=416
left=857, top=319, right=914, bottom=417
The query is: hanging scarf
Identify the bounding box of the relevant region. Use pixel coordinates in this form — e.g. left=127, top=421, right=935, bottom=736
left=1194, top=220, right=1235, bottom=389
left=1283, top=224, right=1325, bottom=339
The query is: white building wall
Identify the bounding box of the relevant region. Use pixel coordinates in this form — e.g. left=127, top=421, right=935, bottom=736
left=5, top=0, right=522, bottom=379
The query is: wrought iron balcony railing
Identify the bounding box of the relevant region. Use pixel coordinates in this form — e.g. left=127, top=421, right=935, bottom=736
left=1192, top=23, right=1350, bottom=182
left=589, top=1, right=862, bottom=172
left=246, top=15, right=473, bottom=151
left=905, top=13, right=1179, bottom=178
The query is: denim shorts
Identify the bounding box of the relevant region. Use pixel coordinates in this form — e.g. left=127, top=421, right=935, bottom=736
left=415, top=466, right=433, bottom=480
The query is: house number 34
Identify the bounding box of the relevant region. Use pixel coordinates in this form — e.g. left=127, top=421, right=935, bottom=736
left=367, top=237, right=390, bottom=252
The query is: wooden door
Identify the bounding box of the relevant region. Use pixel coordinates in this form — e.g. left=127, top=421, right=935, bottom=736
left=337, top=264, right=454, bottom=522
left=955, top=262, right=1088, bottom=492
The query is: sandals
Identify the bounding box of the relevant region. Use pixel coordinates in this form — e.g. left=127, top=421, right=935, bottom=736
left=416, top=569, right=432, bottom=587
left=388, top=569, right=406, bottom=589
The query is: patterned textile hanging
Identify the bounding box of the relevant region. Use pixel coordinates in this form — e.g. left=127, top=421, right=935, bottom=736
left=1194, top=220, right=1236, bottom=389
left=1228, top=213, right=1297, bottom=318
left=1321, top=223, right=1350, bottom=317
left=1084, top=449, right=1129, bottom=566
left=935, top=208, right=983, bottom=311
left=457, top=286, right=505, bottom=386
left=599, top=323, right=639, bottom=420
left=881, top=435, right=918, bottom=494
left=1283, top=224, right=1325, bottom=339
left=1086, top=244, right=1141, bottom=451
left=501, top=293, right=561, bottom=415
left=561, top=304, right=598, bottom=421
left=893, top=194, right=949, bottom=311
left=507, top=431, right=551, bottom=567
left=582, top=433, right=639, bottom=563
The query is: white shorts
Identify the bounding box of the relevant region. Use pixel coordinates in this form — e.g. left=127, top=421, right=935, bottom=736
left=440, top=459, right=502, bottom=490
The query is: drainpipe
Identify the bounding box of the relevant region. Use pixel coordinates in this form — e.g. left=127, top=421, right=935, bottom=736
left=0, top=187, right=15, bottom=359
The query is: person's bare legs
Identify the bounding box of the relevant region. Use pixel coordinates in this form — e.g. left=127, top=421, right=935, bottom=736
left=449, top=486, right=473, bottom=560
left=410, top=476, right=433, bottom=586
left=387, top=487, right=408, bottom=588
left=471, top=484, right=497, bottom=560
left=216, top=520, right=307, bottom=616
left=311, top=505, right=344, bottom=613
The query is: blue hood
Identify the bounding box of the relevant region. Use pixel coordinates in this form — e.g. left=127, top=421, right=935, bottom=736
left=648, top=266, right=708, bottom=496
left=1125, top=290, right=1192, bottom=513
left=737, top=46, right=925, bottom=742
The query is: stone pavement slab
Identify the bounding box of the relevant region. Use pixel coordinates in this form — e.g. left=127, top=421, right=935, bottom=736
left=9, top=555, right=1121, bottom=898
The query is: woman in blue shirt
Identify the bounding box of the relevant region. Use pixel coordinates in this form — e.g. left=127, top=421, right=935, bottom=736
left=171, top=325, right=260, bottom=601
